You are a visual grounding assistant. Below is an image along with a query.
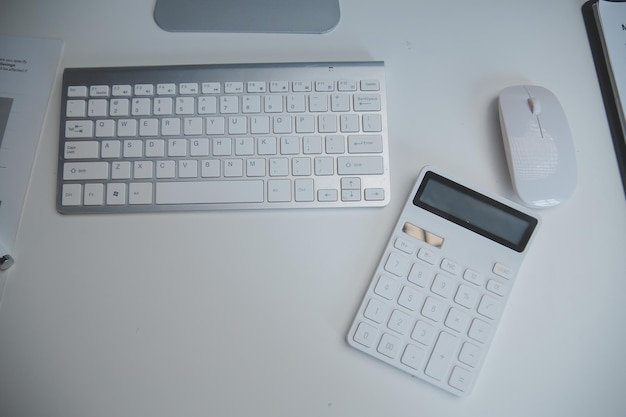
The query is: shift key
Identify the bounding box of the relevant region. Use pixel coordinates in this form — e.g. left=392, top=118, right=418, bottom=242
left=63, top=162, right=109, bottom=180
left=338, top=156, right=384, bottom=175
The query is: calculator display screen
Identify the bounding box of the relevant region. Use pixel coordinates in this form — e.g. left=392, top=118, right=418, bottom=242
left=413, top=172, right=537, bottom=252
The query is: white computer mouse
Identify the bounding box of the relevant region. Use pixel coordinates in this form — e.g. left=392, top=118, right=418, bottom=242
left=498, top=85, right=577, bottom=208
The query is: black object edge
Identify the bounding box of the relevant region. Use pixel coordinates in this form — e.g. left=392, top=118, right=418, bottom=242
left=582, top=0, right=626, bottom=196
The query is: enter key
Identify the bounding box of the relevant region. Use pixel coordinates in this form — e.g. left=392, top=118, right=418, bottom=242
left=348, top=135, right=383, bottom=153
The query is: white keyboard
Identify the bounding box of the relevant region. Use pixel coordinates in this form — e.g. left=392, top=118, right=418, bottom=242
left=57, top=62, right=390, bottom=213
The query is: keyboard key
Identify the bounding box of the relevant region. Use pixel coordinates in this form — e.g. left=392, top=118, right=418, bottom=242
left=68, top=86, right=88, bottom=97
left=347, top=135, right=383, bottom=153
left=129, top=182, right=153, bottom=205
left=106, top=183, right=126, bottom=205
left=156, top=180, right=264, bottom=204
left=354, top=93, right=381, bottom=111
left=63, top=162, right=108, bottom=180
left=361, top=80, right=380, bottom=91
left=337, top=156, right=384, bottom=175
left=61, top=184, right=82, bottom=206
left=64, top=141, right=99, bottom=159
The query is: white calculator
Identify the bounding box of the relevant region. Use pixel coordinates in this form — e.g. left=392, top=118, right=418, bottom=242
left=347, top=166, right=539, bottom=396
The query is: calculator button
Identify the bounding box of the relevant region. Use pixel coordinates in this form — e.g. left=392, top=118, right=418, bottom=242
left=397, top=286, right=423, bottom=311
left=421, top=296, right=446, bottom=322
left=454, top=284, right=479, bottom=309
left=468, top=319, right=491, bottom=344
left=477, top=295, right=502, bottom=320
left=374, top=275, right=399, bottom=300
left=486, top=279, right=506, bottom=297
left=493, top=262, right=514, bottom=279
left=353, top=322, right=379, bottom=348
left=408, top=263, right=432, bottom=288
left=388, top=309, right=412, bottom=335
left=363, top=298, right=389, bottom=324
left=394, top=236, right=416, bottom=254
left=384, top=252, right=410, bottom=277
left=411, top=320, right=436, bottom=345
left=448, top=366, right=472, bottom=392
left=444, top=308, right=470, bottom=333
left=377, top=333, right=402, bottom=358
left=417, top=247, right=437, bottom=264
left=440, top=258, right=460, bottom=275
left=424, top=331, right=457, bottom=380
left=401, top=344, right=426, bottom=370
left=463, top=268, right=483, bottom=286
left=431, top=273, right=456, bottom=298
left=458, top=342, right=482, bottom=368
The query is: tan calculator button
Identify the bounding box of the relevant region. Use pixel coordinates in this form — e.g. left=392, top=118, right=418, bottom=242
left=493, top=262, right=514, bottom=279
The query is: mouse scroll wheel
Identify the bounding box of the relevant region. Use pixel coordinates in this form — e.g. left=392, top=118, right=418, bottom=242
left=527, top=97, right=541, bottom=115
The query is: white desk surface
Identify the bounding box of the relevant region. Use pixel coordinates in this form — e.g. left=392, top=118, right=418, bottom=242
left=1, top=0, right=625, bottom=416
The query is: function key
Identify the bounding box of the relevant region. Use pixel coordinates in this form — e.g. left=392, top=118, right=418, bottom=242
left=394, top=236, right=416, bottom=254
left=493, top=262, right=514, bottom=279
left=361, top=79, right=380, bottom=91
left=157, top=83, right=176, bottom=95
left=67, top=86, right=88, bottom=98
left=134, top=84, right=154, bottom=96
left=90, top=85, right=109, bottom=97
left=486, top=279, right=506, bottom=297
left=179, top=83, right=199, bottom=94
left=338, top=80, right=357, bottom=91
left=224, top=82, right=244, bottom=93
left=202, top=82, right=221, bottom=94
left=477, top=295, right=501, bottom=320
left=247, top=81, right=267, bottom=93
left=112, top=85, right=132, bottom=96
left=440, top=258, right=460, bottom=275
left=463, top=269, right=483, bottom=286
left=417, top=247, right=437, bottom=265
left=269, top=81, right=289, bottom=92
left=315, top=80, right=335, bottom=92
left=292, top=81, right=312, bottom=92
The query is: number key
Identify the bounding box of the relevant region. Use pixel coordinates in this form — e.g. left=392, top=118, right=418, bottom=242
left=431, top=273, right=455, bottom=298
left=397, top=286, right=422, bottom=311
left=421, top=296, right=445, bottom=322
left=411, top=320, right=436, bottom=345
left=384, top=252, right=410, bottom=277
left=388, top=309, right=412, bottom=335
left=377, top=333, right=401, bottom=359
left=374, top=275, right=399, bottom=300
left=353, top=322, right=378, bottom=348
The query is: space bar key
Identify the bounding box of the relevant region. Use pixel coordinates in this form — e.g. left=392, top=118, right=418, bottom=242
left=156, top=180, right=265, bottom=204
